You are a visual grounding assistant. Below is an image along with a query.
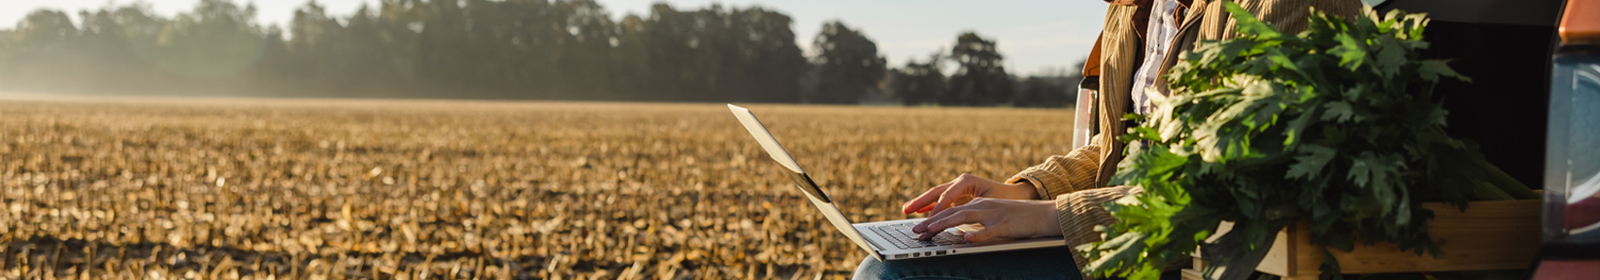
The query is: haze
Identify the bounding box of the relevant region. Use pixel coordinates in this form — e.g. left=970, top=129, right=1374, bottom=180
left=1, top=0, right=1107, bottom=75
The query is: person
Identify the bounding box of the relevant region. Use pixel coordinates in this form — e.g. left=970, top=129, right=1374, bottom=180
left=852, top=0, right=1361, bottom=279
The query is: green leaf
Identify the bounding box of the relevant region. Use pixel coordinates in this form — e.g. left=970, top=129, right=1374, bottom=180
left=1330, top=33, right=1367, bottom=70
left=1322, top=101, right=1355, bottom=122
left=1416, top=60, right=1470, bottom=83
left=1426, top=102, right=1448, bottom=126
left=1373, top=36, right=1407, bottom=79
left=1223, top=2, right=1282, bottom=39
left=1348, top=156, right=1372, bottom=187
left=1286, top=145, right=1337, bottom=179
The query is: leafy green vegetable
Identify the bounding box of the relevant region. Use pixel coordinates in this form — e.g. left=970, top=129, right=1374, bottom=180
left=1079, top=4, right=1536, bottom=280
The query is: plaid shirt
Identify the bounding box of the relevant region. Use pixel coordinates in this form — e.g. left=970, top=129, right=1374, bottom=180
left=1130, top=0, right=1186, bottom=116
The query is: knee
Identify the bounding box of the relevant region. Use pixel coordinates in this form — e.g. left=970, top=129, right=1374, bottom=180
left=850, top=256, right=891, bottom=280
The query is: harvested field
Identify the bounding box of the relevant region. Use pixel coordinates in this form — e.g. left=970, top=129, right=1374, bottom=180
left=0, top=98, right=1074, bottom=279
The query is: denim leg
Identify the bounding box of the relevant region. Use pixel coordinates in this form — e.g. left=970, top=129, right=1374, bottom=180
left=851, top=246, right=1084, bottom=280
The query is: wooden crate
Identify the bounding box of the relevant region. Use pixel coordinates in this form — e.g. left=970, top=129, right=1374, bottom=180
left=1183, top=199, right=1541, bottom=280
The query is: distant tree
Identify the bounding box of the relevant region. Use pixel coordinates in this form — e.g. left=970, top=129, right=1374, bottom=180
left=0, top=0, right=845, bottom=104
left=0, top=30, right=11, bottom=65
left=944, top=32, right=1012, bottom=106
left=14, top=10, right=77, bottom=44
left=612, top=14, right=652, bottom=100
left=730, top=7, right=806, bottom=103
left=0, top=10, right=81, bottom=91
left=1012, top=75, right=1069, bottom=108
left=639, top=4, right=804, bottom=102
left=76, top=8, right=153, bottom=91
left=554, top=0, right=620, bottom=99
left=111, top=4, right=173, bottom=86
left=153, top=0, right=268, bottom=80
left=254, top=26, right=294, bottom=94
left=1010, top=59, right=1086, bottom=108
left=890, top=51, right=946, bottom=106
left=284, top=1, right=343, bottom=92
left=340, top=5, right=406, bottom=95
left=809, top=21, right=885, bottom=104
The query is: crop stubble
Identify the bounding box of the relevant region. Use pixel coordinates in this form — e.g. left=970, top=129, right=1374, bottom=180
left=0, top=99, right=1073, bottom=279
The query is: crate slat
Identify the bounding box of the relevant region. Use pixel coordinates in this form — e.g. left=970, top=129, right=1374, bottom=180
left=1199, top=199, right=1541, bottom=278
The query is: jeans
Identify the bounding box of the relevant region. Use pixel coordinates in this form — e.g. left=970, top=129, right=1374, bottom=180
left=850, top=246, right=1085, bottom=280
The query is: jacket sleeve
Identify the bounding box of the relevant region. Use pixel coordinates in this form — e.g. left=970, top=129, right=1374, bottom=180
left=1053, top=185, right=1145, bottom=278
left=1005, top=144, right=1104, bottom=200
left=1004, top=144, right=1150, bottom=278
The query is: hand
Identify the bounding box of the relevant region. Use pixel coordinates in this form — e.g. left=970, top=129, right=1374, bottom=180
left=910, top=198, right=1062, bottom=242
left=901, top=173, right=1038, bottom=215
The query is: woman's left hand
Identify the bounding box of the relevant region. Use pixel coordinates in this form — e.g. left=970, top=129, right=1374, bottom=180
left=910, top=198, right=1062, bottom=243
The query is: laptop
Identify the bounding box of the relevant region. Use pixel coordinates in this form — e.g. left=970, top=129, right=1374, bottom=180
left=727, top=104, right=1066, bottom=261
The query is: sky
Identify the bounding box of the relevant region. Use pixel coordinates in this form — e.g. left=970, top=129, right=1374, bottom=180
left=1, top=0, right=1109, bottom=75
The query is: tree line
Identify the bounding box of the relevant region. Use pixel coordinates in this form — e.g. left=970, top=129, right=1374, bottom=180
left=0, top=0, right=1081, bottom=107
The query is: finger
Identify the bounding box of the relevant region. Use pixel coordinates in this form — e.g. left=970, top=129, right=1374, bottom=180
left=913, top=201, right=963, bottom=233
left=917, top=209, right=988, bottom=240
left=957, top=227, right=994, bottom=243
left=912, top=203, right=934, bottom=214
left=902, top=183, right=951, bottom=214
left=914, top=198, right=989, bottom=233
left=902, top=183, right=949, bottom=214
left=929, top=180, right=974, bottom=215
left=919, top=209, right=984, bottom=240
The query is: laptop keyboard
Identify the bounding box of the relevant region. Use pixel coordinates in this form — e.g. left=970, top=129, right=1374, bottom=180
left=869, top=222, right=969, bottom=249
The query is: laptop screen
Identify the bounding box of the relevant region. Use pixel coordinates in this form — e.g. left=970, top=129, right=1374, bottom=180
left=728, top=104, right=832, bottom=203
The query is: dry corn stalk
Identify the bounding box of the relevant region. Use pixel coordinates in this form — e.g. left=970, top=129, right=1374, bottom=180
left=0, top=99, right=1072, bottom=279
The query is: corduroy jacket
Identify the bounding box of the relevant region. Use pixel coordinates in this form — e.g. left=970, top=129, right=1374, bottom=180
left=1003, top=0, right=1361, bottom=278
